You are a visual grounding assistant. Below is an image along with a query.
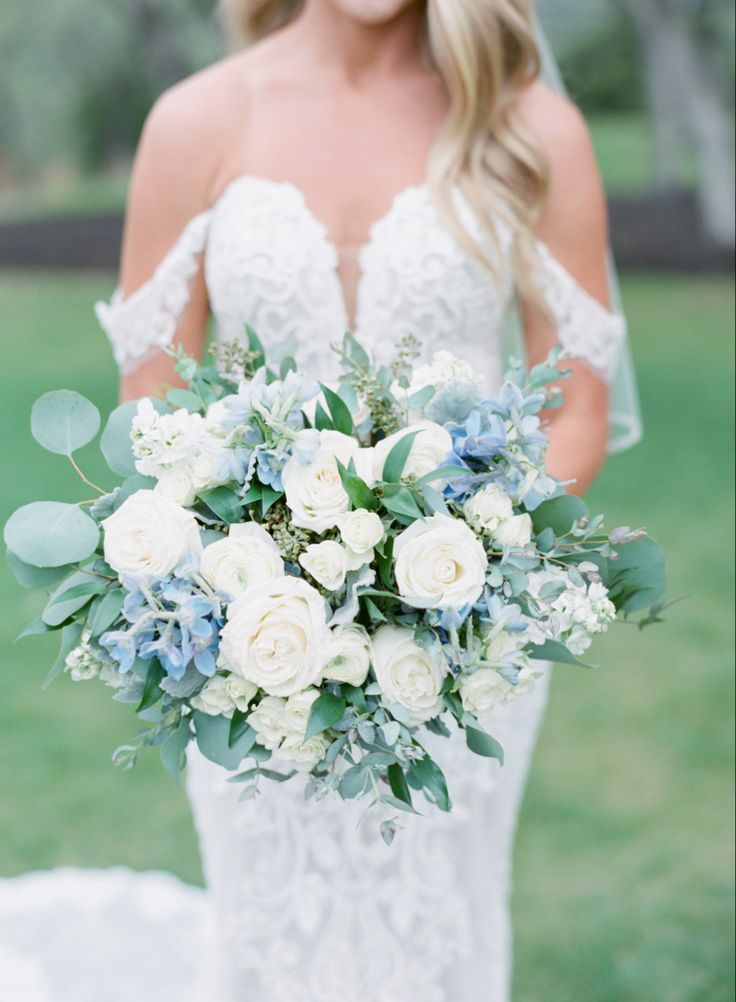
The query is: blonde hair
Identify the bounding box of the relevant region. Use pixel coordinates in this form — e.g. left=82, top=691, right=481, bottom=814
left=222, top=0, right=548, bottom=300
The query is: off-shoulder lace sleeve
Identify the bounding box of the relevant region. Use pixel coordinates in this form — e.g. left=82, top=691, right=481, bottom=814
left=534, top=241, right=626, bottom=382
left=95, top=210, right=212, bottom=374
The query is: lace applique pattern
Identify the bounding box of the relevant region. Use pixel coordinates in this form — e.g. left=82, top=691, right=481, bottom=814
left=94, top=211, right=212, bottom=374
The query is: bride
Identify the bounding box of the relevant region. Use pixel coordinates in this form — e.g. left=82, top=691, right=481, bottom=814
left=2, top=2, right=636, bottom=1001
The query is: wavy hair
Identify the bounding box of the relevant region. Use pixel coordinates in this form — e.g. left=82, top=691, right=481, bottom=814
left=221, top=0, right=548, bottom=300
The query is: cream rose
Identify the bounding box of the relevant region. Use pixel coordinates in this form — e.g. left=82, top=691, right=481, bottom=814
left=279, top=734, right=330, bottom=772
left=494, top=513, right=533, bottom=548
left=282, top=687, right=320, bottom=738
left=282, top=430, right=375, bottom=533
left=393, top=513, right=488, bottom=611
left=324, top=624, right=372, bottom=686
left=371, top=624, right=446, bottom=724
left=336, top=509, right=384, bottom=555
left=220, top=576, right=329, bottom=696
left=201, top=522, right=284, bottom=598
left=102, top=489, right=202, bottom=578
left=155, top=464, right=197, bottom=507
left=299, top=540, right=348, bottom=591
left=463, top=484, right=514, bottom=533
left=373, top=421, right=453, bottom=483
left=458, top=668, right=510, bottom=716
left=191, top=673, right=257, bottom=718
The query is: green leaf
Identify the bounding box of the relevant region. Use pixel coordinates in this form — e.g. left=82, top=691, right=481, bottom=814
left=344, top=332, right=370, bottom=367
left=410, top=754, right=451, bottom=811
left=531, top=494, right=588, bottom=536
left=465, top=726, right=505, bottom=763
left=43, top=621, right=84, bottom=689
left=336, top=461, right=377, bottom=511
left=88, top=588, right=125, bottom=637
left=603, top=536, right=667, bottom=613
left=420, top=485, right=450, bottom=516
left=31, top=390, right=100, bottom=455
left=4, top=502, right=99, bottom=569
left=387, top=763, right=414, bottom=807
left=305, top=691, right=347, bottom=740
left=42, top=569, right=104, bottom=627
left=261, top=487, right=282, bottom=518
left=228, top=710, right=257, bottom=751
left=5, top=549, right=69, bottom=590
left=112, top=475, right=157, bottom=511
left=165, top=388, right=202, bottom=412
left=413, top=464, right=465, bottom=489
left=314, top=401, right=332, bottom=432
left=194, top=710, right=257, bottom=770
left=160, top=718, right=192, bottom=782
left=408, top=385, right=436, bottom=410
left=245, top=324, right=266, bottom=369
left=528, top=639, right=596, bottom=668
left=338, top=764, right=370, bottom=800
left=280, top=356, right=297, bottom=379
left=381, top=430, right=420, bottom=483
left=15, top=618, right=53, bottom=641
left=100, top=398, right=169, bottom=477
left=137, top=660, right=166, bottom=712
left=382, top=486, right=425, bottom=523
left=362, top=596, right=386, bottom=622
left=241, top=483, right=263, bottom=506
left=343, top=684, right=367, bottom=712
left=319, top=384, right=353, bottom=436
left=200, top=487, right=243, bottom=524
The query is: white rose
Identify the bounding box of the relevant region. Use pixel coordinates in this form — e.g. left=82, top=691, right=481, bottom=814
left=102, top=489, right=202, bottom=578
left=373, top=421, right=453, bottom=483
left=220, top=576, right=329, bottom=696
left=282, top=430, right=375, bottom=533
left=336, top=509, right=384, bottom=554
left=282, top=687, right=320, bottom=739
left=408, top=351, right=481, bottom=395
left=371, top=624, right=446, bottom=724
left=324, top=624, right=371, bottom=686
left=299, top=540, right=348, bottom=591
left=201, top=523, right=284, bottom=599
left=463, top=484, right=513, bottom=533
left=279, top=734, right=330, bottom=772
left=393, top=513, right=488, bottom=611
left=191, top=673, right=258, bottom=718
left=494, top=513, right=533, bottom=548
left=155, top=463, right=197, bottom=507
left=458, top=668, right=511, bottom=716
left=248, top=695, right=288, bottom=749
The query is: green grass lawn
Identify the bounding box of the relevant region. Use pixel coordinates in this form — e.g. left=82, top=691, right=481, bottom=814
left=0, top=271, right=733, bottom=1001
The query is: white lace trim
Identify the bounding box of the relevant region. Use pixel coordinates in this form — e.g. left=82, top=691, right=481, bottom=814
left=94, top=210, right=212, bottom=374
left=535, top=241, right=626, bottom=381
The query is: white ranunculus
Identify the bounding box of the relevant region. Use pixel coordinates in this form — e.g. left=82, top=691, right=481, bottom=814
left=406, top=351, right=482, bottom=396
left=248, top=695, right=288, bottom=749
left=102, top=489, right=202, bottom=579
left=279, top=734, right=330, bottom=772
left=463, top=484, right=514, bottom=534
left=201, top=522, right=284, bottom=599
left=373, top=421, right=453, bottom=483
left=336, top=509, right=385, bottom=555
left=324, top=624, right=372, bottom=686
left=220, top=576, right=329, bottom=696
left=299, top=540, right=348, bottom=592
left=393, top=513, right=488, bottom=611
left=191, top=673, right=258, bottom=718
left=371, top=624, right=446, bottom=724
left=493, top=513, right=533, bottom=548
left=282, top=430, right=375, bottom=533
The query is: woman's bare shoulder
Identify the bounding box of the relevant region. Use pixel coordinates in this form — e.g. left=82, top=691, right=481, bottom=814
left=513, top=81, right=594, bottom=172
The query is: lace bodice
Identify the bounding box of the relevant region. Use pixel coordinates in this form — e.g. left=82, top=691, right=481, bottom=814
left=96, top=175, right=625, bottom=386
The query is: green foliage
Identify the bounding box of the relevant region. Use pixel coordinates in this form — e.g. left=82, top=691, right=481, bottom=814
left=305, top=691, right=346, bottom=740
left=193, top=710, right=258, bottom=771
left=31, top=390, right=100, bottom=455
left=465, top=726, right=505, bottom=763
left=532, top=495, right=589, bottom=536
left=4, top=501, right=99, bottom=568
left=319, top=384, right=353, bottom=437
left=381, top=430, right=420, bottom=483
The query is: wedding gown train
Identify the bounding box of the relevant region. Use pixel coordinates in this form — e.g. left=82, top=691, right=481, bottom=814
left=1, top=175, right=625, bottom=1002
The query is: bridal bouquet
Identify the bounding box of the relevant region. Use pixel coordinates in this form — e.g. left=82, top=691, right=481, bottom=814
left=5, top=330, right=665, bottom=840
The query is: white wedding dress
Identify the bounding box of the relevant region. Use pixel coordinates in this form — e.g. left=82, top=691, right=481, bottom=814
left=1, top=176, right=625, bottom=1002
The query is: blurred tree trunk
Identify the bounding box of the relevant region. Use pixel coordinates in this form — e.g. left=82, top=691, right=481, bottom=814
left=618, top=0, right=735, bottom=246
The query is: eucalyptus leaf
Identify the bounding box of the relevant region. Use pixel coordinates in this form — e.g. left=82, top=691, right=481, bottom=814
left=15, top=618, right=53, bottom=642
left=338, top=764, right=370, bottom=800
left=305, top=692, right=346, bottom=740
left=5, top=549, right=69, bottom=591
left=43, top=622, right=84, bottom=689
left=465, top=726, right=505, bottom=763
left=160, top=718, right=192, bottom=782
left=166, top=389, right=202, bottom=413
left=528, top=639, right=596, bottom=668
left=42, top=569, right=104, bottom=627
left=88, top=588, right=125, bottom=637
left=531, top=495, right=588, bottom=536
left=194, top=710, right=256, bottom=770
left=4, top=502, right=99, bottom=569
left=31, top=390, right=100, bottom=455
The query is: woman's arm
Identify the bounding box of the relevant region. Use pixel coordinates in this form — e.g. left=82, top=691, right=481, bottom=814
left=116, top=84, right=219, bottom=402
left=517, top=85, right=612, bottom=495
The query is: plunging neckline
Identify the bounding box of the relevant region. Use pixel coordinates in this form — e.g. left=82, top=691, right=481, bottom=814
left=211, top=174, right=431, bottom=331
